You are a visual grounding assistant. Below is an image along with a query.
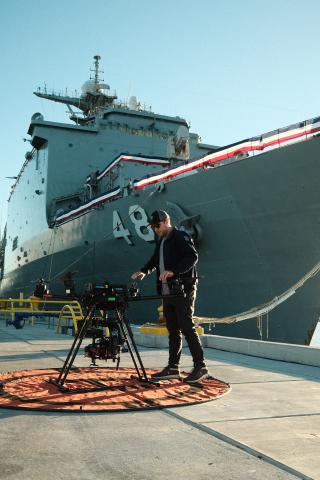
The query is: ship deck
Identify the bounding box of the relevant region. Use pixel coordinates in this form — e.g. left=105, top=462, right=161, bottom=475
left=0, top=321, right=319, bottom=480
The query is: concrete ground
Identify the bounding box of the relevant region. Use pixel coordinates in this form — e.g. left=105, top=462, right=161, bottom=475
left=0, top=321, right=319, bottom=480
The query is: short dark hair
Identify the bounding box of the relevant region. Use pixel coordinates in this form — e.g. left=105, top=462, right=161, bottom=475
left=149, top=210, right=170, bottom=225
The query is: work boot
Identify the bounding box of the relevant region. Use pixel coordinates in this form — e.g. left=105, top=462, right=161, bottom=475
left=150, top=366, right=181, bottom=380
left=184, top=366, right=211, bottom=383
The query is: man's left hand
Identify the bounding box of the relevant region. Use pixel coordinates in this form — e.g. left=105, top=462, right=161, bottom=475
left=159, top=271, right=174, bottom=281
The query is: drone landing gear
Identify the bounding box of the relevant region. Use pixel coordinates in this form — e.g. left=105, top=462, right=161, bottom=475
left=50, top=304, right=149, bottom=393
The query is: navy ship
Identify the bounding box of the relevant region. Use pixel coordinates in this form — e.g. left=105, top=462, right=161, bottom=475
left=1, top=55, right=320, bottom=345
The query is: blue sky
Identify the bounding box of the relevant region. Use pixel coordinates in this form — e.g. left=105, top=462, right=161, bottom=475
left=1, top=0, right=319, bottom=233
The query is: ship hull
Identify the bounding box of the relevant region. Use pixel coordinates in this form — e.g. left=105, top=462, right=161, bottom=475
left=1, top=135, right=320, bottom=345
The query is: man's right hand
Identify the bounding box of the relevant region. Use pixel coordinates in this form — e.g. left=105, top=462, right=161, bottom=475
left=131, top=271, right=146, bottom=280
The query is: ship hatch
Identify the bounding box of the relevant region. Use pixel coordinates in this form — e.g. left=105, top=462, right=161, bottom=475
left=50, top=193, right=82, bottom=222
left=31, top=136, right=47, bottom=150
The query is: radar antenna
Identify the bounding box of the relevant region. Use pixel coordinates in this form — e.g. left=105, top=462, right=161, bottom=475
left=91, top=54, right=103, bottom=85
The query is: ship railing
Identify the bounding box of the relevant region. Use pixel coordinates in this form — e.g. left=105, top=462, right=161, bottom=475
left=36, top=86, right=80, bottom=99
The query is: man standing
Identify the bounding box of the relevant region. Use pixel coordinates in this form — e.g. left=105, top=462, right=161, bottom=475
left=131, top=210, right=210, bottom=383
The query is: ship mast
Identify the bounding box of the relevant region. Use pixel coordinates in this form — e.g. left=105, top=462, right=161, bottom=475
left=92, top=54, right=102, bottom=85
left=33, top=56, right=117, bottom=123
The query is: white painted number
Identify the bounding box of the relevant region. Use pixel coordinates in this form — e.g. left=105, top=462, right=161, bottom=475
left=129, top=205, right=154, bottom=241
left=112, top=206, right=154, bottom=244
left=112, top=210, right=133, bottom=245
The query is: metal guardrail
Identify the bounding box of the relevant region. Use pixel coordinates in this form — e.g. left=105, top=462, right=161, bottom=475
left=0, top=297, right=83, bottom=330
left=56, top=304, right=84, bottom=334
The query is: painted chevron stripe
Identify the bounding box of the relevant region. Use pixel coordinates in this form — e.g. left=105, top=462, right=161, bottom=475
left=133, top=116, right=320, bottom=190
left=96, top=154, right=170, bottom=182
left=54, top=115, right=320, bottom=226
left=55, top=186, right=121, bottom=225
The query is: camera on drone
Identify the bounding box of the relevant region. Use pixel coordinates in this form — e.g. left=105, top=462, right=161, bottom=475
left=84, top=320, right=125, bottom=366
left=81, top=281, right=139, bottom=309
left=51, top=278, right=185, bottom=391
left=79, top=282, right=133, bottom=366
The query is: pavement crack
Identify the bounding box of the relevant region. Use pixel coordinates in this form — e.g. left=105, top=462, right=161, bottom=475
left=231, top=379, right=308, bottom=385
left=163, top=409, right=313, bottom=480
left=203, top=412, right=320, bottom=423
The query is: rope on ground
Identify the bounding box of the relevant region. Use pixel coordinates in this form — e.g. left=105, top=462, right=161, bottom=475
left=194, top=260, right=320, bottom=325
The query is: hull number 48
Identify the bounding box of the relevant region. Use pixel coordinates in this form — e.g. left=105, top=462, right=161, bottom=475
left=113, top=205, right=154, bottom=245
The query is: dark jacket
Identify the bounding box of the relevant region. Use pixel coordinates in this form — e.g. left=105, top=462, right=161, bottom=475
left=141, top=227, right=198, bottom=294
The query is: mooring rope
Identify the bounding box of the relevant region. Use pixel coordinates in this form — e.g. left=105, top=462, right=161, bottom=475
left=194, top=260, right=320, bottom=326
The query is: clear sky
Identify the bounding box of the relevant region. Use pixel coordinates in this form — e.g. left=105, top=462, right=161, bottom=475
left=1, top=0, right=320, bottom=234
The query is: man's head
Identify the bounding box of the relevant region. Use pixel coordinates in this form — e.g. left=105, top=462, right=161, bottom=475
left=149, top=210, right=172, bottom=237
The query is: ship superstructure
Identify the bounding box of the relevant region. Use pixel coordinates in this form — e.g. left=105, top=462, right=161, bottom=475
left=2, top=56, right=215, bottom=278
left=1, top=56, right=320, bottom=345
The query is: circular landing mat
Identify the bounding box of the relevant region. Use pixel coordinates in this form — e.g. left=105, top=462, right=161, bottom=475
left=0, top=367, right=230, bottom=413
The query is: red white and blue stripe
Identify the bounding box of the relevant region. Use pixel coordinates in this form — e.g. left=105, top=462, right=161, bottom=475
left=95, top=154, right=170, bottom=182
left=54, top=115, right=320, bottom=226
left=133, top=116, right=320, bottom=190
left=55, top=187, right=121, bottom=225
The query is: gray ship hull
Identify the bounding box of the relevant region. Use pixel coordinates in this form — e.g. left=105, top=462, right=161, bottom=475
left=1, top=134, right=320, bottom=345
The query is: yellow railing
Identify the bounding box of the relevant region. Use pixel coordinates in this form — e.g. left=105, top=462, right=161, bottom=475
left=56, top=303, right=84, bottom=334
left=0, top=297, right=83, bottom=330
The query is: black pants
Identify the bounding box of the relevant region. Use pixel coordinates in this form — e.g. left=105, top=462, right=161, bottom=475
left=163, top=289, right=205, bottom=368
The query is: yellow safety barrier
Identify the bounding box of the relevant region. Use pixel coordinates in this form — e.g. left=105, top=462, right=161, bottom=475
left=0, top=297, right=83, bottom=329
left=139, top=301, right=204, bottom=336
left=56, top=303, right=84, bottom=334
left=139, top=323, right=204, bottom=336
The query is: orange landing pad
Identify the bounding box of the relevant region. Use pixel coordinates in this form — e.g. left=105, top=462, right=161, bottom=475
left=0, top=367, right=230, bottom=413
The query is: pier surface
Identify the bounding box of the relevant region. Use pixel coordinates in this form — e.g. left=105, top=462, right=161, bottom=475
left=0, top=321, right=319, bottom=480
